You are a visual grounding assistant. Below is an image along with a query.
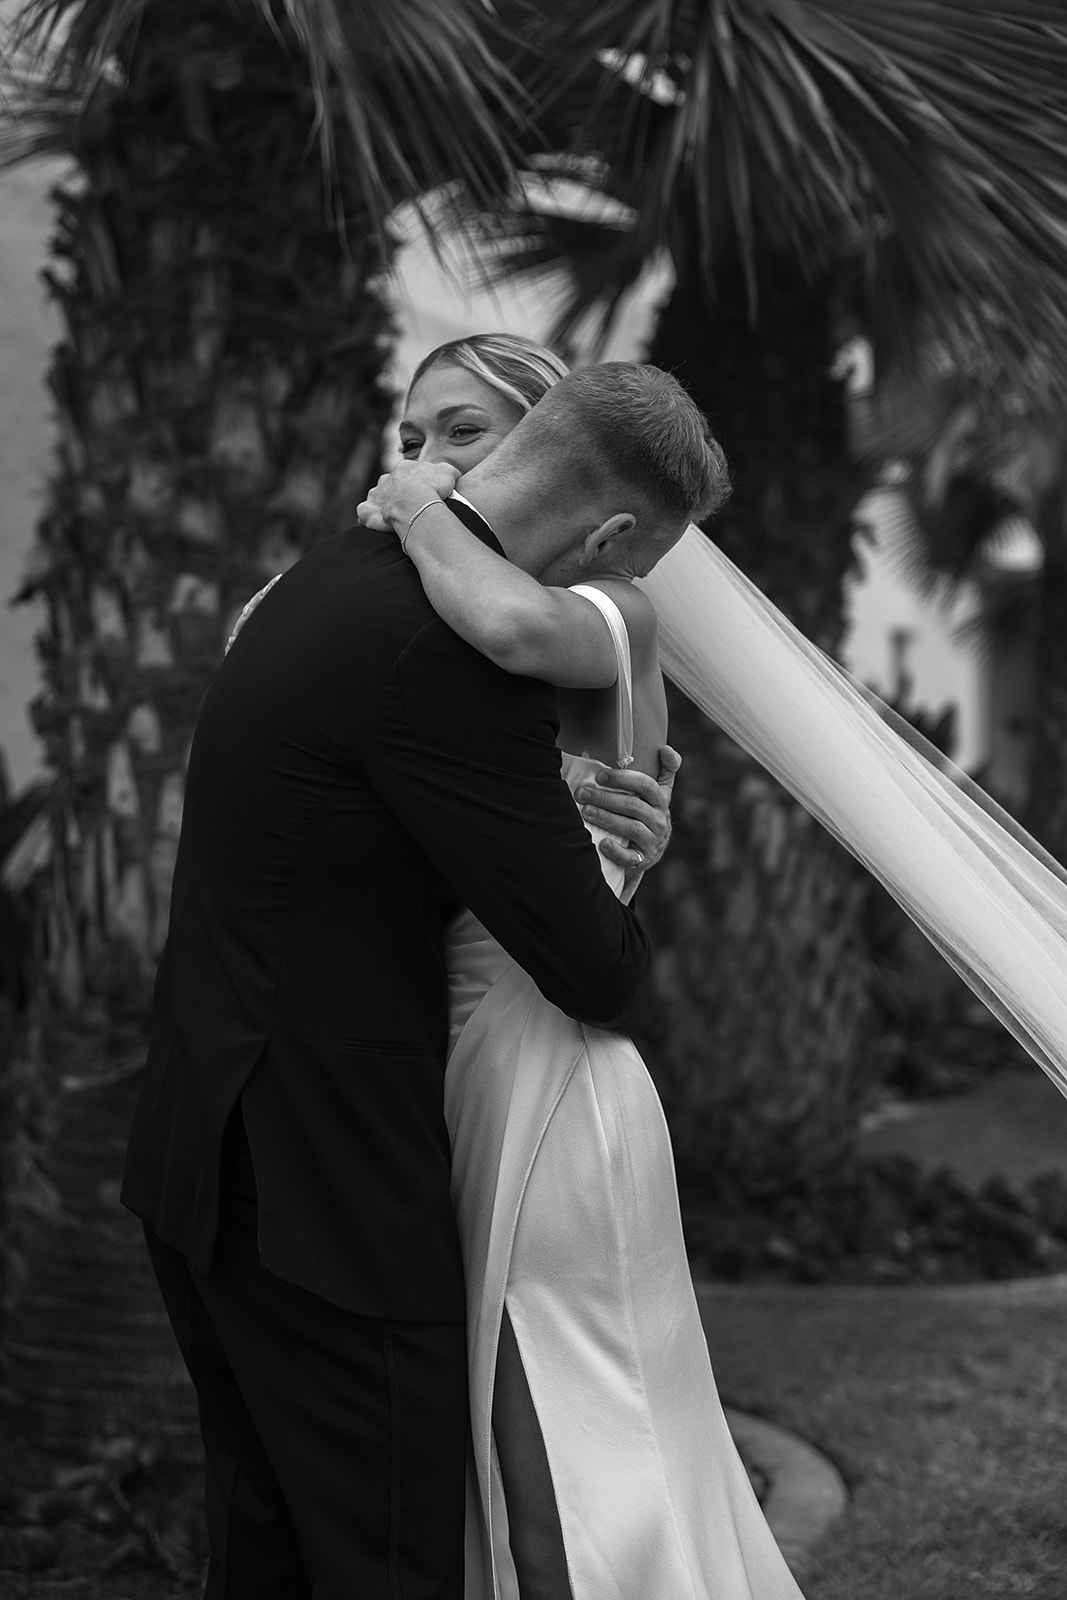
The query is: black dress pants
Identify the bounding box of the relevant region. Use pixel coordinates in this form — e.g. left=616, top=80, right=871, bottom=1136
left=144, top=1121, right=468, bottom=1599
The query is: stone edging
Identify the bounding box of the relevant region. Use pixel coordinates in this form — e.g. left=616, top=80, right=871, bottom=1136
left=698, top=1270, right=1067, bottom=1306
left=724, top=1406, right=848, bottom=1573
left=701, top=1271, right=1067, bottom=1573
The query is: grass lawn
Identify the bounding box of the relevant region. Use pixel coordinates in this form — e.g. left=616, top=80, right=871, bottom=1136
left=3, top=1272, right=1065, bottom=1597
left=699, top=1276, right=1067, bottom=1600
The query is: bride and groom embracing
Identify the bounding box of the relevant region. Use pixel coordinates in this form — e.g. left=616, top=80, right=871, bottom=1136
left=121, top=338, right=807, bottom=1599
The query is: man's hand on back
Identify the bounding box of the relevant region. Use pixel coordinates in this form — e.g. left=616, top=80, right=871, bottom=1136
left=576, top=745, right=681, bottom=876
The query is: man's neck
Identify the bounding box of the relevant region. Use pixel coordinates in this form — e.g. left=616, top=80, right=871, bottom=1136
left=454, top=475, right=546, bottom=576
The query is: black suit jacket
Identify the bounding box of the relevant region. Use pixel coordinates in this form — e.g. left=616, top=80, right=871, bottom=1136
left=121, top=507, right=653, bottom=1321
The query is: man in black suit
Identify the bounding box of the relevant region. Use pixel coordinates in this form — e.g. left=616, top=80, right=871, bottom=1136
left=122, top=362, right=720, bottom=1598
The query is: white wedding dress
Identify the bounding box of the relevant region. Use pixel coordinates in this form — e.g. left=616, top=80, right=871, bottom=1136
left=444, top=585, right=806, bottom=1600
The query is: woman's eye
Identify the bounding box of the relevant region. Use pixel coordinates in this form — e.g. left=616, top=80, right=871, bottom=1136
left=399, top=439, right=422, bottom=457
left=450, top=424, right=482, bottom=441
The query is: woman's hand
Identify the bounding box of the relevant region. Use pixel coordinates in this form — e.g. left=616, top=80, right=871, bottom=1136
left=357, top=460, right=460, bottom=535
left=576, top=746, right=681, bottom=876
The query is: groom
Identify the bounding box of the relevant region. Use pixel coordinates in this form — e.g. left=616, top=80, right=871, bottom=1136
left=122, top=361, right=724, bottom=1598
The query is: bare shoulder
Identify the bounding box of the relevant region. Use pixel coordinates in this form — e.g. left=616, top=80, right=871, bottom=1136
left=581, top=578, right=659, bottom=665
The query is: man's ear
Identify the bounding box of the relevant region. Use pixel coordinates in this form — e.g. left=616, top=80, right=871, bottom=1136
left=577, top=512, right=636, bottom=568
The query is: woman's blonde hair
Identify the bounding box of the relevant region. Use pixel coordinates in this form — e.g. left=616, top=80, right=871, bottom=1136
left=406, top=333, right=570, bottom=416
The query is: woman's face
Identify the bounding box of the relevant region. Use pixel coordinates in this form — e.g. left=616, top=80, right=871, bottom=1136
left=398, top=362, right=525, bottom=472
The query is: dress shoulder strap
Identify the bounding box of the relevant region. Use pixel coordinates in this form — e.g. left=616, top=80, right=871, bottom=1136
left=569, top=583, right=635, bottom=769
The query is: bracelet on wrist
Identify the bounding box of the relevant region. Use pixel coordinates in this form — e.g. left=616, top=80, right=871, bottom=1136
left=401, top=499, right=444, bottom=551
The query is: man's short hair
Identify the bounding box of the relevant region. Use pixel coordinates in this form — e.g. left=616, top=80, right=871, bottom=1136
left=503, top=362, right=730, bottom=532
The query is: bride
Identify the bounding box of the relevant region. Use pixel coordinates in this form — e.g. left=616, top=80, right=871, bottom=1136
left=358, top=333, right=806, bottom=1600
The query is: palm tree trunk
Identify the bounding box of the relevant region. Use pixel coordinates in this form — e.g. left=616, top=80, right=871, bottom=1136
left=640, top=252, right=878, bottom=1198
left=23, top=1, right=397, bottom=1021
left=4, top=1027, right=196, bottom=1458
left=6, top=0, right=395, bottom=1455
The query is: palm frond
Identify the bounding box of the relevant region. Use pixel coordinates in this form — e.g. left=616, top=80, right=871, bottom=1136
left=852, top=358, right=1046, bottom=602
left=870, top=478, right=1019, bottom=603
left=268, top=0, right=525, bottom=222
left=464, top=180, right=658, bottom=350
left=953, top=565, right=1038, bottom=657
left=849, top=365, right=973, bottom=468
left=511, top=0, right=1067, bottom=404
left=1, top=0, right=528, bottom=234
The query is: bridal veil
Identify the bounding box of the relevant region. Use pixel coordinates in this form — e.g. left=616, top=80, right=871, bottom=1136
left=638, top=527, right=1067, bottom=1098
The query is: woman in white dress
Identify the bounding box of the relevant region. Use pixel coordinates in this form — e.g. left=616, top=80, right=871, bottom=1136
left=361, top=334, right=806, bottom=1600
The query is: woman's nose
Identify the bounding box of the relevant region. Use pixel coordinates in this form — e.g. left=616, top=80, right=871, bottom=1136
left=420, top=441, right=461, bottom=470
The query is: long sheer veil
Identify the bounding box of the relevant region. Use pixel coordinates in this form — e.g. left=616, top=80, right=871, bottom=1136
left=637, top=526, right=1067, bottom=1098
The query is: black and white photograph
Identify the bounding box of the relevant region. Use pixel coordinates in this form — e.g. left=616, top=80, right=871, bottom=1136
left=2, top=4, right=1067, bottom=1596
